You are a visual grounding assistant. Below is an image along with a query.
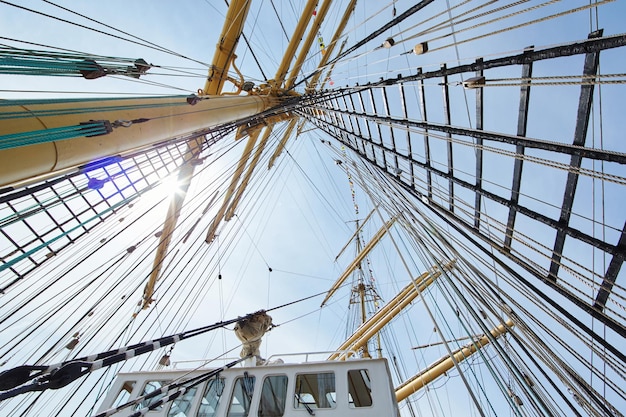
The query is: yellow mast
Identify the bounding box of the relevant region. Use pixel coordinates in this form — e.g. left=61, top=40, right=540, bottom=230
left=395, top=319, right=515, bottom=401
left=321, top=216, right=397, bottom=306
left=222, top=124, right=274, bottom=222
left=328, top=261, right=454, bottom=360
left=267, top=118, right=299, bottom=170
left=356, top=282, right=371, bottom=358
left=269, top=0, right=358, bottom=168
left=284, top=0, right=334, bottom=90
left=0, top=94, right=276, bottom=189
left=205, top=0, right=319, bottom=243
left=306, top=0, right=357, bottom=93
left=353, top=217, right=371, bottom=359
left=273, top=0, right=320, bottom=88
left=202, top=0, right=252, bottom=95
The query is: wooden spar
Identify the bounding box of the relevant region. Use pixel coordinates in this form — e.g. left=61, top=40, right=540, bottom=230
left=203, top=120, right=269, bottom=240
left=0, top=94, right=277, bottom=189
left=329, top=280, right=420, bottom=360
left=395, top=319, right=515, bottom=402
left=321, top=216, right=397, bottom=306
left=268, top=30, right=347, bottom=169
left=267, top=118, right=298, bottom=169
left=204, top=127, right=261, bottom=243
left=328, top=261, right=455, bottom=360
left=334, top=207, right=377, bottom=262
left=223, top=123, right=272, bottom=222
left=357, top=282, right=370, bottom=358
left=269, top=0, right=354, bottom=167
left=266, top=0, right=355, bottom=169
left=207, top=0, right=318, bottom=232
left=284, top=0, right=334, bottom=90
left=144, top=0, right=254, bottom=310
left=273, top=0, right=319, bottom=88
left=306, top=0, right=357, bottom=92
left=203, top=0, right=252, bottom=95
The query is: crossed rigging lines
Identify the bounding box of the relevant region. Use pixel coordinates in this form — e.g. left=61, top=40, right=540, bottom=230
left=0, top=129, right=229, bottom=289
left=0, top=1, right=623, bottom=416
left=296, top=31, right=626, bottom=340
left=2, top=29, right=623, bottom=334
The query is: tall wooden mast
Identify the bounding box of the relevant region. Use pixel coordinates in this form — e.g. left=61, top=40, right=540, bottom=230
left=0, top=94, right=277, bottom=189
left=204, top=0, right=319, bottom=244
left=0, top=0, right=280, bottom=310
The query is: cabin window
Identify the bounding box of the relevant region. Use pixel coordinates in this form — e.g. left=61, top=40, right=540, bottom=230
left=168, top=386, right=197, bottom=417
left=227, top=373, right=256, bottom=417
left=294, top=372, right=336, bottom=410
left=198, top=377, right=225, bottom=417
left=112, top=380, right=135, bottom=408
left=348, top=369, right=372, bottom=408
left=258, top=375, right=288, bottom=417
left=134, top=380, right=170, bottom=411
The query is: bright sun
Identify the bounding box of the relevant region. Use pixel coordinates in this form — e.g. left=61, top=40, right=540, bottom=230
left=159, top=175, right=182, bottom=196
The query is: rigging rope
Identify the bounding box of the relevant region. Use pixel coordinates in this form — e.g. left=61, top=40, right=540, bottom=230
left=0, top=122, right=111, bottom=151
left=0, top=313, right=247, bottom=398
left=304, top=104, right=626, bottom=358
left=0, top=284, right=340, bottom=401
left=349, top=160, right=624, bottom=414
left=291, top=0, right=436, bottom=92
left=423, top=0, right=615, bottom=55
left=0, top=47, right=150, bottom=79
left=0, top=0, right=211, bottom=67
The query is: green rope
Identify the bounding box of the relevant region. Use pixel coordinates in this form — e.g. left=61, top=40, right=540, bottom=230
left=0, top=57, right=105, bottom=77
left=0, top=122, right=110, bottom=150
left=0, top=47, right=150, bottom=78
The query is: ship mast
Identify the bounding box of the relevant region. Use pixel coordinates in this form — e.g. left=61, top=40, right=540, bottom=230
left=1, top=2, right=624, bottom=415
left=0, top=0, right=284, bottom=312
left=347, top=217, right=382, bottom=359
left=0, top=94, right=279, bottom=189
left=204, top=0, right=320, bottom=245
left=395, top=320, right=515, bottom=401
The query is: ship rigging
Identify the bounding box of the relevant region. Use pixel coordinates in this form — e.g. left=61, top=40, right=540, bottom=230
left=0, top=1, right=624, bottom=416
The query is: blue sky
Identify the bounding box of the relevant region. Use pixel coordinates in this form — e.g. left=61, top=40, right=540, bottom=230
left=1, top=1, right=625, bottom=416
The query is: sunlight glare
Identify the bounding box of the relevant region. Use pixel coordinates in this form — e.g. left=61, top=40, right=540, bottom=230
left=159, top=174, right=183, bottom=197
